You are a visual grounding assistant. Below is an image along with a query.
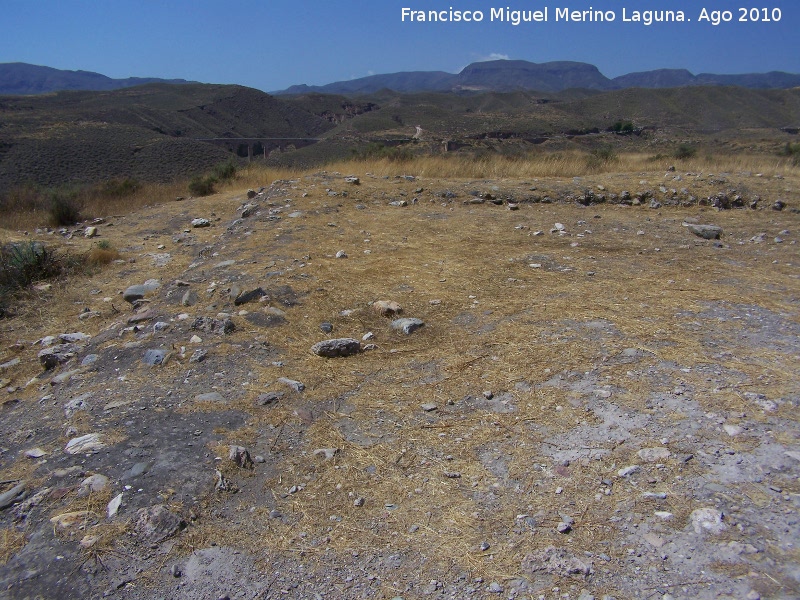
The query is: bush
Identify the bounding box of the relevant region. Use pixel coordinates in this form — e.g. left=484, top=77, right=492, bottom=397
left=611, top=121, right=634, bottom=134
left=674, top=144, right=697, bottom=159
left=0, top=242, right=62, bottom=316
left=212, top=160, right=237, bottom=182
left=778, top=142, right=800, bottom=165
left=48, top=188, right=83, bottom=226
left=188, top=175, right=216, bottom=197
left=586, top=145, right=617, bottom=169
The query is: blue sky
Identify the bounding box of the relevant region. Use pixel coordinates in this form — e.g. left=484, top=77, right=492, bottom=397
left=1, top=1, right=797, bottom=91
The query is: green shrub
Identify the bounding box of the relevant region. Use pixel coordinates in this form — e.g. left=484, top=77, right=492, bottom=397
left=189, top=175, right=216, bottom=197
left=0, top=242, right=59, bottom=316
left=611, top=121, right=634, bottom=134
left=674, top=144, right=697, bottom=159
left=586, top=145, right=617, bottom=169
left=212, top=160, right=237, bottom=182
left=48, top=189, right=82, bottom=226
left=778, top=142, right=800, bottom=165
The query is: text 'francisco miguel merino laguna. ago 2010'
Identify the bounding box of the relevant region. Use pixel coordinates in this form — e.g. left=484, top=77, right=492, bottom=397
left=400, top=7, right=783, bottom=27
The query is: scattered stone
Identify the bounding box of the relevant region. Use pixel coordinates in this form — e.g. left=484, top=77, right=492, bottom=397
left=277, top=377, right=305, bottom=392
left=421, top=403, right=438, bottom=412
left=522, top=547, right=592, bottom=577
left=64, top=433, right=105, bottom=454
left=24, top=448, right=47, bottom=459
left=79, top=474, right=110, bottom=496
left=142, top=348, right=167, bottom=366
left=654, top=511, right=674, bottom=520
left=195, top=392, right=224, bottom=403
left=311, top=338, right=362, bottom=358
left=229, top=446, right=254, bottom=469
left=234, top=287, right=267, bottom=306
left=189, top=349, right=208, bottom=363
left=246, top=189, right=257, bottom=199
left=38, top=343, right=78, bottom=369
left=392, top=317, right=425, bottom=335
left=684, top=223, right=723, bottom=240
left=191, top=218, right=211, bottom=228
left=241, top=203, right=258, bottom=218
left=59, top=332, right=90, bottom=343
left=344, top=176, right=360, bottom=185
left=0, top=358, right=21, bottom=370
left=314, top=448, right=339, bottom=460
left=488, top=582, right=503, bottom=593
left=123, top=280, right=160, bottom=304
left=373, top=300, right=403, bottom=317
left=0, top=481, right=28, bottom=510
left=637, top=447, right=671, bottom=462
left=320, top=322, right=334, bottom=333
left=181, top=290, right=198, bottom=306
left=84, top=226, right=98, bottom=238
left=335, top=250, right=348, bottom=258
left=723, top=423, right=744, bottom=436
left=618, top=465, right=640, bottom=477
left=50, top=510, right=95, bottom=529
left=256, top=391, right=283, bottom=406
left=690, top=507, right=726, bottom=535
left=134, top=504, right=185, bottom=543
left=353, top=497, right=365, bottom=507
left=192, top=316, right=235, bottom=335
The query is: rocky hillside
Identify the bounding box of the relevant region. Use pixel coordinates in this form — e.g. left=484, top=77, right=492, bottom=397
left=0, top=167, right=798, bottom=599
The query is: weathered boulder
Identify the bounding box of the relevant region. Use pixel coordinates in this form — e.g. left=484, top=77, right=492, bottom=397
left=311, top=338, right=362, bottom=358
left=391, top=318, right=425, bottom=335
left=684, top=223, right=723, bottom=240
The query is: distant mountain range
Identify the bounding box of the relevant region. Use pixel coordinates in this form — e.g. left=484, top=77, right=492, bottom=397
left=2, top=60, right=799, bottom=97
left=0, top=63, right=193, bottom=95
left=277, top=59, right=800, bottom=95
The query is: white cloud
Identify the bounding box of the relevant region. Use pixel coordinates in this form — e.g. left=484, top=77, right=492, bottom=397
left=480, top=53, right=510, bottom=61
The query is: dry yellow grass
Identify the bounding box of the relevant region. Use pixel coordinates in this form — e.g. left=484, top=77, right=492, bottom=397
left=0, top=155, right=797, bottom=596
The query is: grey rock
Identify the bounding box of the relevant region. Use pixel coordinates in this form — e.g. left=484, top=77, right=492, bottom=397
left=685, top=223, right=723, bottom=240
left=0, top=481, right=28, bottom=510
left=638, top=447, right=671, bottom=462
left=189, top=349, right=208, bottom=363
left=192, top=316, right=235, bottom=335
left=59, top=332, right=90, bottom=343
left=0, top=358, right=20, bottom=370
left=241, top=203, right=258, bottom=218
left=134, top=504, right=185, bottom=543
left=234, top=287, right=266, bottom=306
left=38, top=343, right=78, bottom=369
left=311, top=338, right=362, bottom=358
left=122, top=461, right=152, bottom=480
left=618, top=465, right=640, bottom=477
left=344, top=176, right=360, bottom=184
left=690, top=507, right=726, bottom=534
left=64, top=433, right=105, bottom=454
left=123, top=280, right=160, bottom=304
left=191, top=218, right=211, bottom=228
left=421, top=403, right=438, bottom=412
left=181, top=290, right=198, bottom=306
left=277, top=377, right=305, bottom=392
left=319, top=322, right=333, bottom=333
left=391, top=318, right=425, bottom=335
left=229, top=445, right=254, bottom=469
left=142, top=349, right=167, bottom=366
left=78, top=474, right=110, bottom=496
left=195, top=392, right=225, bottom=403
left=256, top=391, right=283, bottom=405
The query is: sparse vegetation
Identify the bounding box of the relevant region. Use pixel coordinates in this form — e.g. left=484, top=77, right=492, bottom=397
left=48, top=188, right=83, bottom=226
left=586, top=144, right=618, bottom=169
left=674, top=143, right=698, bottom=159
left=0, top=241, right=63, bottom=316
left=351, top=142, right=413, bottom=162
left=610, top=120, right=635, bottom=134
left=779, top=141, right=800, bottom=165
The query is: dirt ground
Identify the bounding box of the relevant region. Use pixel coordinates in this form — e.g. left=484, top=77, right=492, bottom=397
left=0, top=167, right=798, bottom=599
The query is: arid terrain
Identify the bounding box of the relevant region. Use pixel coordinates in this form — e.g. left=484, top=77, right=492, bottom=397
left=0, top=162, right=799, bottom=599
